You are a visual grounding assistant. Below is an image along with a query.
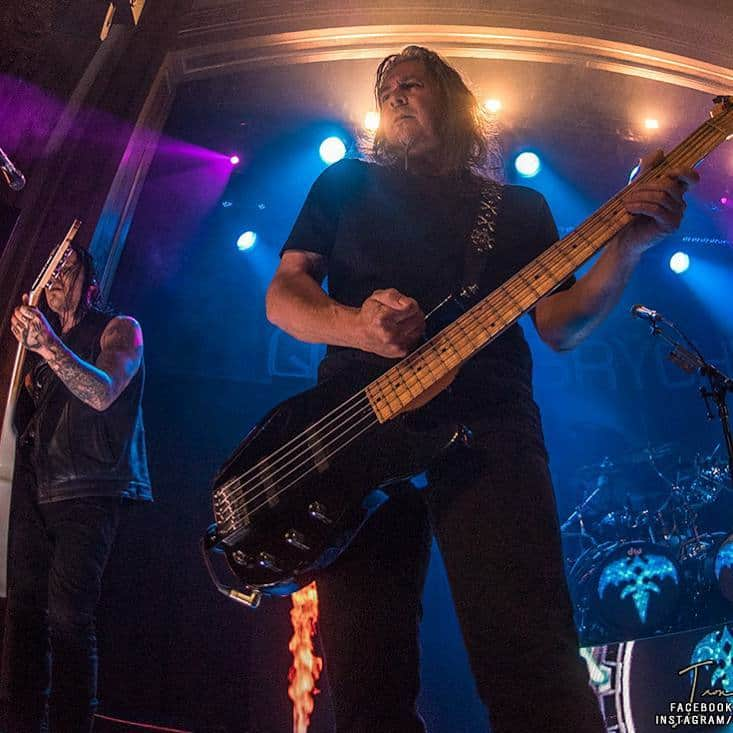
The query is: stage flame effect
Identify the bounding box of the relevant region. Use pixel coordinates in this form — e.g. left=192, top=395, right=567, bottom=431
left=288, top=582, right=323, bottom=733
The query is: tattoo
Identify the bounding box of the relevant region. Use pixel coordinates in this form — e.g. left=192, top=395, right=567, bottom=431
left=20, top=314, right=53, bottom=352
left=44, top=340, right=113, bottom=411
left=41, top=316, right=142, bottom=411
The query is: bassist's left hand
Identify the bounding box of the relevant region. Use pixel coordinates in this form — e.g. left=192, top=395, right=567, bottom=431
left=619, top=149, right=699, bottom=254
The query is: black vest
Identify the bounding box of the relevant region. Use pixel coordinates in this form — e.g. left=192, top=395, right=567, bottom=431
left=22, top=309, right=152, bottom=503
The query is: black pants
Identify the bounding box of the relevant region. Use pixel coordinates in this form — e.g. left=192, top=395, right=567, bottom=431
left=1, top=465, right=121, bottom=733
left=315, top=436, right=605, bottom=733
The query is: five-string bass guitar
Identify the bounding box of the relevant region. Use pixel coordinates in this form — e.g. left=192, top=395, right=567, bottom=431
left=202, top=97, right=733, bottom=608
left=0, top=220, right=82, bottom=596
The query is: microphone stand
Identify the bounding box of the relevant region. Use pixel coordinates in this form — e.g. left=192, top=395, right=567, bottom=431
left=636, top=312, right=733, bottom=490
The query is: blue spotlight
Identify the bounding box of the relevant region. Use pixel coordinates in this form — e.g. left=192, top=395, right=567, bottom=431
left=669, top=251, right=690, bottom=274
left=319, top=137, right=346, bottom=165
left=236, top=231, right=257, bottom=251
left=514, top=151, right=541, bottom=178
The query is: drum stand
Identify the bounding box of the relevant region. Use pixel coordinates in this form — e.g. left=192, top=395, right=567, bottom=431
left=637, top=308, right=733, bottom=491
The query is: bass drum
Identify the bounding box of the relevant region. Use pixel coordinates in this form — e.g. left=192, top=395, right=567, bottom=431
left=682, top=532, right=733, bottom=614
left=570, top=541, right=683, bottom=645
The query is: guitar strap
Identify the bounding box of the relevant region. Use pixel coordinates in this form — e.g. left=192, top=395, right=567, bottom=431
left=461, top=178, right=504, bottom=295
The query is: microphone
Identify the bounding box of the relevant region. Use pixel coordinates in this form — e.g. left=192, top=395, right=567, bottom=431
left=631, top=304, right=661, bottom=323
left=0, top=146, right=26, bottom=191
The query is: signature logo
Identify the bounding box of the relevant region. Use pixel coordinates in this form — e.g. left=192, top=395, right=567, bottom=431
left=688, top=627, right=733, bottom=695
left=598, top=551, right=677, bottom=624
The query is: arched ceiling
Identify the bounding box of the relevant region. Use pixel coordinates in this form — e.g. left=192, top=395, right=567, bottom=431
left=176, top=0, right=733, bottom=71
left=157, top=3, right=732, bottom=228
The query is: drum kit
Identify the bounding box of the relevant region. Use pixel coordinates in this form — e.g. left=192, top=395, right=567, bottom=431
left=562, top=444, right=733, bottom=646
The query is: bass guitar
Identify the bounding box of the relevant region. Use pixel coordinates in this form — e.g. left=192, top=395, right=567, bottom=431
left=202, top=98, right=733, bottom=609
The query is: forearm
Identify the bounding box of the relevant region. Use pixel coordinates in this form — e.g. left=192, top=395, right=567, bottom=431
left=265, top=272, right=362, bottom=348
left=39, top=337, right=115, bottom=411
left=536, top=232, right=642, bottom=350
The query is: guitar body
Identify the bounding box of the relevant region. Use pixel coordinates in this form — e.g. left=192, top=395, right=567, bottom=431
left=210, top=366, right=467, bottom=596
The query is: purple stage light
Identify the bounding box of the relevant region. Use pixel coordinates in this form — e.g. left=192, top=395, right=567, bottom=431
left=229, top=154, right=240, bottom=165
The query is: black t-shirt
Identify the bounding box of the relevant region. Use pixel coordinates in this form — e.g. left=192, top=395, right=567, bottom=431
left=281, top=158, right=572, bottom=438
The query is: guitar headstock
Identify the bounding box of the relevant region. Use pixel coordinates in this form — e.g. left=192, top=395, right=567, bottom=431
left=28, top=219, right=82, bottom=307
left=711, top=95, right=733, bottom=139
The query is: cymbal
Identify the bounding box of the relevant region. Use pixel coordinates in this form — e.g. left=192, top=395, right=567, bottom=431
left=575, top=443, right=678, bottom=478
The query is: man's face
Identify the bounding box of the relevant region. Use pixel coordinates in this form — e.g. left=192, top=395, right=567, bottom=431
left=45, top=250, right=83, bottom=316
left=378, top=59, right=442, bottom=164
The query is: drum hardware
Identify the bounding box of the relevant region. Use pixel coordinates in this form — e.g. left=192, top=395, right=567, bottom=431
left=633, top=304, right=733, bottom=492
left=689, top=444, right=730, bottom=506
left=567, top=457, right=733, bottom=646
left=568, top=308, right=733, bottom=645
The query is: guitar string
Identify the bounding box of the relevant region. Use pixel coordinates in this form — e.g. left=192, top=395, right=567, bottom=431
left=239, top=414, right=383, bottom=526
left=215, top=389, right=373, bottom=493
left=217, top=125, right=724, bottom=523
left=216, top=118, right=721, bottom=501
left=217, top=402, right=377, bottom=520
left=219, top=124, right=723, bottom=523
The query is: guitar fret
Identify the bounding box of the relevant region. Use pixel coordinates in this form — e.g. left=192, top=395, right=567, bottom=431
left=449, top=333, right=474, bottom=358
left=483, top=301, right=509, bottom=332
left=432, top=339, right=462, bottom=367
left=404, top=354, right=438, bottom=388
left=534, top=254, right=570, bottom=285
left=498, top=285, right=531, bottom=315
left=451, top=319, right=482, bottom=349
left=367, top=378, right=404, bottom=420
left=421, top=351, right=447, bottom=380
left=393, top=368, right=421, bottom=399
left=514, top=271, right=543, bottom=298
left=555, top=238, right=588, bottom=267
left=385, top=374, right=412, bottom=406
left=463, top=314, right=491, bottom=345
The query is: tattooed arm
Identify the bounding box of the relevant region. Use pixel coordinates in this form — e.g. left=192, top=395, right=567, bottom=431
left=10, top=304, right=143, bottom=411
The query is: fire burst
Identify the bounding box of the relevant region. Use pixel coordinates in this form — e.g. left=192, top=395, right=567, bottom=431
left=288, top=582, right=323, bottom=733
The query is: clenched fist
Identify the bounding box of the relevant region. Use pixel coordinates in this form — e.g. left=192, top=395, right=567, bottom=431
left=354, top=288, right=425, bottom=358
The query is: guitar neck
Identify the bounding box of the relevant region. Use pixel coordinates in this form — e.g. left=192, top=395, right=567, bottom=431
left=0, top=217, right=81, bottom=482
left=366, top=107, right=732, bottom=422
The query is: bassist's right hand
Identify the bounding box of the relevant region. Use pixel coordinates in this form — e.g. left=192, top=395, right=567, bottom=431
left=354, top=288, right=425, bottom=358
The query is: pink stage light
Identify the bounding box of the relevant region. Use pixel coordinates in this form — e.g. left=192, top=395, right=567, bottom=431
left=229, top=154, right=240, bottom=165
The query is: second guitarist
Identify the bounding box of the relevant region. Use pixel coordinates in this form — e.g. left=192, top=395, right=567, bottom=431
left=2, top=245, right=152, bottom=733
left=265, top=46, right=698, bottom=733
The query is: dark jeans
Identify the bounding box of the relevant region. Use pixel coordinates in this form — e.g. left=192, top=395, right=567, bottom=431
left=316, top=437, right=605, bottom=733
left=1, top=463, right=121, bottom=733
